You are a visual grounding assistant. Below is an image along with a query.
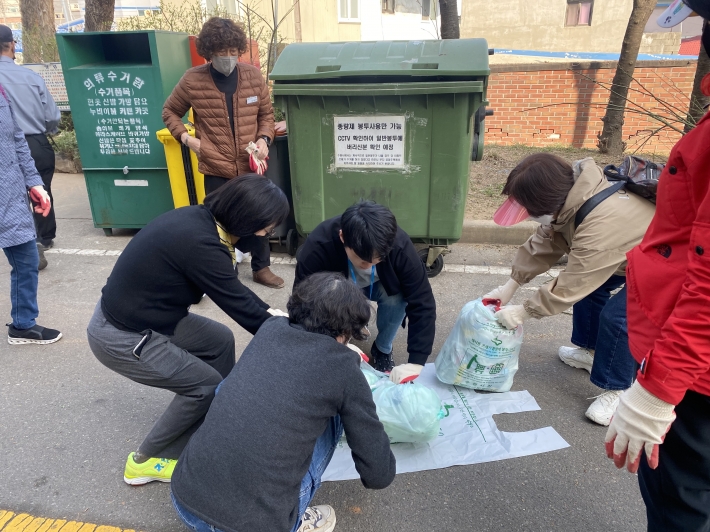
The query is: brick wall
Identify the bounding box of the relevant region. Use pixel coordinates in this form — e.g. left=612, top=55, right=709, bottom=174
left=484, top=60, right=697, bottom=154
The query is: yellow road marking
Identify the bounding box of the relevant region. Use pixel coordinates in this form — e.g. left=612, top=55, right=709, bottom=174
left=0, top=512, right=136, bottom=532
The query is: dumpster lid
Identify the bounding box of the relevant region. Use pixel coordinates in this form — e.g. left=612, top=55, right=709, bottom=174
left=270, top=39, right=490, bottom=81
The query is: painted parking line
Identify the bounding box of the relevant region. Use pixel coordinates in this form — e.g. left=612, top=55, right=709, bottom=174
left=0, top=511, right=136, bottom=532
left=43, top=249, right=562, bottom=277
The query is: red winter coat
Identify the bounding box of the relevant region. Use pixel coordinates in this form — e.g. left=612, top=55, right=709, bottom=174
left=626, top=112, right=710, bottom=405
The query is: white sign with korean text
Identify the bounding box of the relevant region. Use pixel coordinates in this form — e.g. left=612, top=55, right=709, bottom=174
left=334, top=115, right=405, bottom=169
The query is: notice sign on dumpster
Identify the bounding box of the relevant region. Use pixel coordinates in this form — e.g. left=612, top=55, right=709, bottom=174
left=334, top=115, right=405, bottom=168
left=80, top=70, right=153, bottom=157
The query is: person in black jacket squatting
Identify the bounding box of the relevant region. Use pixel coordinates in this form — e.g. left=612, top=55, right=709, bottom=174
left=86, top=174, right=289, bottom=485
left=170, top=272, right=396, bottom=532
left=294, top=201, right=437, bottom=384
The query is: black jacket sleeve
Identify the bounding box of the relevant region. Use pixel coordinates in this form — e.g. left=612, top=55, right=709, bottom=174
left=294, top=217, right=348, bottom=287
left=393, top=235, right=436, bottom=365
left=340, top=365, right=396, bottom=490
left=186, top=238, right=270, bottom=335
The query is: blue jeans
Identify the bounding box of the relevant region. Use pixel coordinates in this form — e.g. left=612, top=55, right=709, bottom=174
left=171, top=416, right=344, bottom=532
left=3, top=239, right=39, bottom=330
left=570, top=275, right=636, bottom=391
left=368, top=281, right=407, bottom=354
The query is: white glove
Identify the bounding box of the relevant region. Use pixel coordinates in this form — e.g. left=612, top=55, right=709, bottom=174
left=605, top=381, right=675, bottom=473
left=389, top=363, right=423, bottom=384
left=483, top=278, right=520, bottom=306
left=267, top=308, right=289, bottom=317
left=494, top=304, right=529, bottom=329
left=346, top=343, right=369, bottom=362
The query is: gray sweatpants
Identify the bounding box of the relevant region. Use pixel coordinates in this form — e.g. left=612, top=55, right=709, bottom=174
left=87, top=302, right=235, bottom=459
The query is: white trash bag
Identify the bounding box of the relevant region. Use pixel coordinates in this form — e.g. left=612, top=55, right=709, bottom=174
left=359, top=360, right=444, bottom=444
left=435, top=298, right=523, bottom=392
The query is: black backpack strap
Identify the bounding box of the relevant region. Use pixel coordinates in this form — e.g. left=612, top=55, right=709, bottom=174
left=574, top=181, right=626, bottom=230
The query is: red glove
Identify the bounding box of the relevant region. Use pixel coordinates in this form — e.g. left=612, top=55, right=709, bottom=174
left=29, top=186, right=51, bottom=217
left=249, top=152, right=268, bottom=175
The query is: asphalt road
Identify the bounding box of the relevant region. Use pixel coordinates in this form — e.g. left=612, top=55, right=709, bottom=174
left=0, top=173, right=645, bottom=531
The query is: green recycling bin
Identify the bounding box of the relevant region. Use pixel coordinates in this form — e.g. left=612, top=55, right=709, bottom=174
left=271, top=39, right=491, bottom=275
left=57, top=31, right=192, bottom=235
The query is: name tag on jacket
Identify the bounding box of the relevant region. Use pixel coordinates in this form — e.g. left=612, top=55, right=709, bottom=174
left=246, top=96, right=258, bottom=104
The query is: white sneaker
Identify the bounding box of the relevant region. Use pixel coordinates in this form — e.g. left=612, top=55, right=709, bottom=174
left=558, top=346, right=594, bottom=373
left=297, top=505, right=336, bottom=532
left=585, top=389, right=625, bottom=426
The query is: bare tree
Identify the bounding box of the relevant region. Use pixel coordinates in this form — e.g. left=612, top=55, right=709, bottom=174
left=439, top=0, right=458, bottom=39
left=85, top=0, right=115, bottom=31
left=685, top=21, right=710, bottom=132
left=19, top=0, right=57, bottom=62
left=597, top=0, right=656, bottom=155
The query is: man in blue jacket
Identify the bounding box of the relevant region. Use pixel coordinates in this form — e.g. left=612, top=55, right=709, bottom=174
left=294, top=201, right=436, bottom=383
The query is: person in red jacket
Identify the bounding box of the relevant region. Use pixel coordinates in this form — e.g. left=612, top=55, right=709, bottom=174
left=604, top=2, right=710, bottom=529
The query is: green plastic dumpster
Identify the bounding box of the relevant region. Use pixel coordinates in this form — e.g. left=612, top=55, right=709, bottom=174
left=57, top=31, right=192, bottom=235
left=271, top=39, right=491, bottom=276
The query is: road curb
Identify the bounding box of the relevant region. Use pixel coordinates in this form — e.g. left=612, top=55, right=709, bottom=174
left=459, top=220, right=537, bottom=245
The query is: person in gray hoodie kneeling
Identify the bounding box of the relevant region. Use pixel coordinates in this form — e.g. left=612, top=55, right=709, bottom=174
left=170, top=271, right=397, bottom=532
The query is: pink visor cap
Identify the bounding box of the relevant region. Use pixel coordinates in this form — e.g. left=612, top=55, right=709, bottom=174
left=493, top=197, right=529, bottom=226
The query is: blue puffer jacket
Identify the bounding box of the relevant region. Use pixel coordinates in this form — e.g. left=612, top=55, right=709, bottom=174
left=0, top=83, right=43, bottom=249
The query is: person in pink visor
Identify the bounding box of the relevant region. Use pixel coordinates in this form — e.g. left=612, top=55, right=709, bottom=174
left=484, top=153, right=655, bottom=425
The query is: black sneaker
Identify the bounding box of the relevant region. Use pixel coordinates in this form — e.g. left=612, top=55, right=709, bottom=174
left=7, top=324, right=62, bottom=345
left=370, top=343, right=394, bottom=373
left=37, top=245, right=48, bottom=271
left=37, top=240, right=54, bottom=250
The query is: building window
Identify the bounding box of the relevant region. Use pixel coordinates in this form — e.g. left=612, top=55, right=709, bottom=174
left=566, top=0, right=593, bottom=27
left=422, top=0, right=432, bottom=20
left=138, top=9, right=146, bottom=16
left=55, top=13, right=64, bottom=19
left=382, top=0, right=394, bottom=14
left=339, top=0, right=360, bottom=21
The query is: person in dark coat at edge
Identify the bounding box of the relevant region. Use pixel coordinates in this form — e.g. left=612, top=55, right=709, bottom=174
left=604, top=2, right=710, bottom=530
left=87, top=175, right=289, bottom=486
left=294, top=201, right=436, bottom=384
left=170, top=272, right=396, bottom=532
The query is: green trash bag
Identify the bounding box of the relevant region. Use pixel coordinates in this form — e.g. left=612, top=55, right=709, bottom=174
left=360, top=361, right=444, bottom=444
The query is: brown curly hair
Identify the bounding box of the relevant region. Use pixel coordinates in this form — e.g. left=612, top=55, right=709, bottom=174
left=196, top=17, right=248, bottom=60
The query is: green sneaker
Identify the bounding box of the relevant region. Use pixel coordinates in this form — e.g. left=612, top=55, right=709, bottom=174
left=123, top=452, right=176, bottom=485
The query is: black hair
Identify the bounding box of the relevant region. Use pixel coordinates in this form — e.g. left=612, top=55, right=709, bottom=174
left=502, top=153, right=575, bottom=217
left=287, top=272, right=371, bottom=341
left=204, top=174, right=289, bottom=237
left=196, top=17, right=248, bottom=60
left=340, top=201, right=398, bottom=262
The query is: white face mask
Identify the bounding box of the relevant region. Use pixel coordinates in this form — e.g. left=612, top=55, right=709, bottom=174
left=528, top=214, right=554, bottom=225
left=212, top=56, right=238, bottom=76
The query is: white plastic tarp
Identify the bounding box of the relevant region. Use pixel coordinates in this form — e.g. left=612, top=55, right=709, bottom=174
left=323, top=364, right=569, bottom=481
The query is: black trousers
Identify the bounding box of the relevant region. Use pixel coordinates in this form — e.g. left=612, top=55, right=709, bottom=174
left=639, top=390, right=710, bottom=532
left=25, top=134, right=56, bottom=246
left=203, top=175, right=270, bottom=272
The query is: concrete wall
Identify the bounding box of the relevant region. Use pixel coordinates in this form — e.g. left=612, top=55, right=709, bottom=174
left=360, top=0, right=441, bottom=41
left=639, top=31, right=681, bottom=55
left=484, top=59, right=697, bottom=154
left=245, top=0, right=360, bottom=44
left=460, top=0, right=633, bottom=53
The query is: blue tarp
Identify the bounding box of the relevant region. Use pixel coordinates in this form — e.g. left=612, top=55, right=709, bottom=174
left=493, top=48, right=699, bottom=61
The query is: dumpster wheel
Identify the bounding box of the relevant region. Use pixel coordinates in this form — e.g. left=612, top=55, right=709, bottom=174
left=417, top=248, right=445, bottom=278
left=286, top=229, right=299, bottom=257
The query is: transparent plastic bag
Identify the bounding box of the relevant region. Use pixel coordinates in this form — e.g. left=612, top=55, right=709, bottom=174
left=360, top=360, right=444, bottom=443
left=435, top=298, right=523, bottom=392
